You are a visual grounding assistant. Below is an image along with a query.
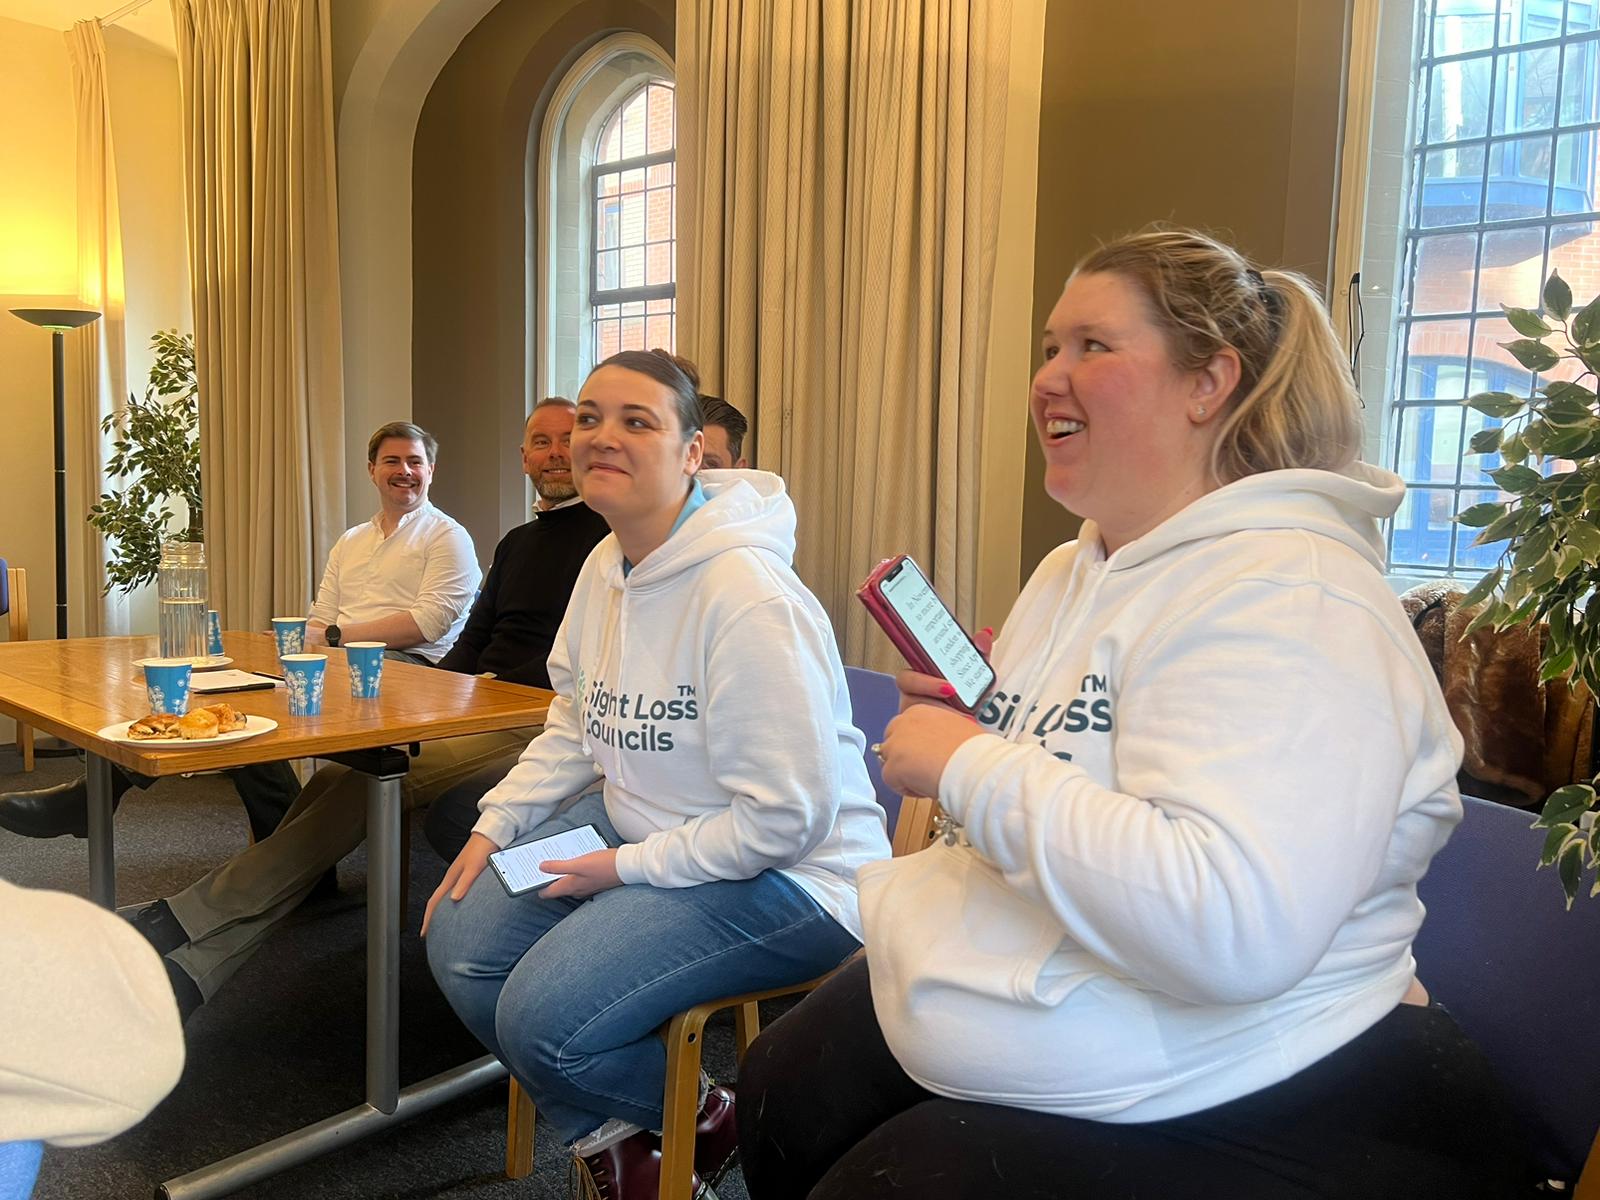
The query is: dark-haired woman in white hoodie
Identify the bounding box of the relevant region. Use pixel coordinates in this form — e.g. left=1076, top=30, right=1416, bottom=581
left=736, top=230, right=1540, bottom=1199
left=422, top=349, right=890, bottom=1199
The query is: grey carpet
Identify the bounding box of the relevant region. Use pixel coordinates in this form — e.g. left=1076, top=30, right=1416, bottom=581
left=0, top=745, right=757, bottom=1199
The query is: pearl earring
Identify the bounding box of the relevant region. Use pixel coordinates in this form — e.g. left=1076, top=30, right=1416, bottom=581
left=1195, top=405, right=1207, bottom=417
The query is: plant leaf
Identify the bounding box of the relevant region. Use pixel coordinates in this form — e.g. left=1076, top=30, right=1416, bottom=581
left=1458, top=567, right=1502, bottom=608
left=1540, top=646, right=1575, bottom=682
left=1488, top=464, right=1544, bottom=493
left=1466, top=391, right=1528, bottom=418
left=1568, top=521, right=1600, bottom=561
left=1456, top=501, right=1508, bottom=528
left=1501, top=338, right=1562, bottom=372
left=1546, top=270, right=1574, bottom=320
left=1504, top=305, right=1554, bottom=337
left=1538, top=783, right=1597, bottom=827
left=1558, top=841, right=1584, bottom=907
left=1572, top=293, right=1600, bottom=344
left=1540, top=822, right=1576, bottom=865
left=1468, top=427, right=1505, bottom=455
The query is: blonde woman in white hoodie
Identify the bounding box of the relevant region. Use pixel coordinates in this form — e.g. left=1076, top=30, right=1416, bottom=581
left=737, top=230, right=1540, bottom=1200
left=422, top=349, right=890, bottom=1199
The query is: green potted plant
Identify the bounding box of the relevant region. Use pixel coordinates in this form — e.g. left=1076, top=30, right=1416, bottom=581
left=1455, top=270, right=1600, bottom=906
left=88, top=330, right=202, bottom=592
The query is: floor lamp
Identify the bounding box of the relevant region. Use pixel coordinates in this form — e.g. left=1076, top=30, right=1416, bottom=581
left=9, top=308, right=102, bottom=641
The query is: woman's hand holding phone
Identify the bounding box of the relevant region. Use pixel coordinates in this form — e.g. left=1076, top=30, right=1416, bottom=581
left=879, top=625, right=995, bottom=798
left=896, top=626, right=995, bottom=714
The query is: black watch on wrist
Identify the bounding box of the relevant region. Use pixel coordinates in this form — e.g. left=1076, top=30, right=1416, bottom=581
left=325, top=624, right=342, bottom=647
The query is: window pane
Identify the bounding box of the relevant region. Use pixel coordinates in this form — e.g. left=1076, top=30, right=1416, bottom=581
left=647, top=297, right=673, bottom=314
left=1568, top=3, right=1600, bottom=35
left=598, top=170, right=620, bottom=197
left=1461, top=405, right=1509, bottom=482
left=647, top=241, right=672, bottom=285
left=1428, top=57, right=1493, bottom=143
left=1395, top=404, right=1466, bottom=484
left=1433, top=0, right=1497, bottom=55
left=1410, top=233, right=1479, bottom=313
left=646, top=313, right=673, bottom=346
left=1478, top=225, right=1546, bottom=301
left=1560, top=37, right=1600, bottom=122
left=595, top=303, right=619, bottom=320
left=1421, top=144, right=1487, bottom=226
left=620, top=314, right=646, bottom=351
left=1487, top=135, right=1554, bottom=219
left=1405, top=319, right=1474, bottom=398
left=1554, top=131, right=1597, bottom=210
left=621, top=192, right=645, bottom=245
left=1469, top=314, right=1536, bottom=395
left=596, top=197, right=621, bottom=250
left=1546, top=219, right=1600, bottom=279
left=1493, top=45, right=1561, bottom=134
left=647, top=84, right=675, bottom=154
left=647, top=187, right=672, bottom=241
left=596, top=318, right=620, bottom=359
left=1389, top=487, right=1459, bottom=569
left=621, top=167, right=646, bottom=195
left=620, top=300, right=647, bottom=318
left=622, top=92, right=647, bottom=158
left=647, top=161, right=673, bottom=188
left=599, top=114, right=622, bottom=164
left=1454, top=489, right=1514, bottom=569
left=620, top=245, right=646, bottom=289
left=1501, top=0, right=1564, bottom=47
left=596, top=249, right=619, bottom=290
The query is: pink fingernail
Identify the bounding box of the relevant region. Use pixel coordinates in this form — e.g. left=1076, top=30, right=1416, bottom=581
left=940, top=683, right=956, bottom=698
left=980, top=626, right=994, bottom=637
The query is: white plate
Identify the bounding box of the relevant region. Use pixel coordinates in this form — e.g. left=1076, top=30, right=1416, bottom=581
left=135, top=655, right=234, bottom=672
left=96, top=714, right=278, bottom=748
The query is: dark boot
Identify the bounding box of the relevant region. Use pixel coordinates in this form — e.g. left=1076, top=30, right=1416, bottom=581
left=127, top=899, right=190, bottom=956
left=694, top=1086, right=738, bottom=1188
left=0, top=768, right=136, bottom=839
left=573, top=1128, right=701, bottom=1200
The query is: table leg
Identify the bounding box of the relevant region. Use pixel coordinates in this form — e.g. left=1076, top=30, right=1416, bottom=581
left=86, top=753, right=116, bottom=909
left=366, top=770, right=403, bottom=1114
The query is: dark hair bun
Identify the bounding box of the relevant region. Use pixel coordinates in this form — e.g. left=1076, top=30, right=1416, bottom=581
left=649, top=347, right=701, bottom=391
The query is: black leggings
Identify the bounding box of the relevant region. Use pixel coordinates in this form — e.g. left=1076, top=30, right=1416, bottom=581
left=736, top=957, right=1540, bottom=1200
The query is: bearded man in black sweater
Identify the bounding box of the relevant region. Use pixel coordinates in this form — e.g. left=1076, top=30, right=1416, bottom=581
left=126, top=400, right=610, bottom=1020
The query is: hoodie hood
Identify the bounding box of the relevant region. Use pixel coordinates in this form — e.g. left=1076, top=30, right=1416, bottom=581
left=1090, top=462, right=1404, bottom=574
left=616, top=469, right=797, bottom=588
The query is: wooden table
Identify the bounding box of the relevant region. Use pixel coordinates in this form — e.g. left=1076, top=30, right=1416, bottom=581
left=0, top=631, right=553, bottom=1198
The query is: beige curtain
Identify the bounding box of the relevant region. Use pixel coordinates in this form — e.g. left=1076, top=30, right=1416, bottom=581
left=678, top=0, right=1010, bottom=670
left=173, top=0, right=345, bottom=632
left=65, top=20, right=132, bottom=636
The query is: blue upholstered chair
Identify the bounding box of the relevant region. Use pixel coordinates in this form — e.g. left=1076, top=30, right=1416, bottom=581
left=0, top=1140, right=42, bottom=1200
left=1414, top=794, right=1600, bottom=1189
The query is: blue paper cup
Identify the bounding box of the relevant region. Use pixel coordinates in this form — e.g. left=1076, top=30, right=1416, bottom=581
left=272, top=617, right=307, bottom=658
left=345, top=642, right=387, bottom=699
left=142, top=659, right=193, bottom=715
left=206, top=610, right=224, bottom=657
left=280, top=653, right=328, bottom=717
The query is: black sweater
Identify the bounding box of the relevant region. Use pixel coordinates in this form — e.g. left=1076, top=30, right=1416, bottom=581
left=436, top=502, right=611, bottom=688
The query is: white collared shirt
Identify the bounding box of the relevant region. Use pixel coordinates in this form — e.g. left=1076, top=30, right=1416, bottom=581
left=308, top=502, right=480, bottom=662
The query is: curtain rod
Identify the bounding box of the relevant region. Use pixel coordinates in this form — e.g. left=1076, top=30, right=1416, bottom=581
left=100, top=0, right=156, bottom=26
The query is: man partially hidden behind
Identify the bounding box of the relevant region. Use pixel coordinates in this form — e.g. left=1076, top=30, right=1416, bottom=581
left=698, top=394, right=749, bottom=470
left=126, top=401, right=609, bottom=1022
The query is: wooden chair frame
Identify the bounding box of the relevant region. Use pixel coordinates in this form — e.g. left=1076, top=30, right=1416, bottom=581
left=5, top=567, right=32, bottom=771
left=504, top=795, right=942, bottom=1197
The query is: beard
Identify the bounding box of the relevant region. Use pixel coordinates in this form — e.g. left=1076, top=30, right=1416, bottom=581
left=536, top=473, right=578, bottom=503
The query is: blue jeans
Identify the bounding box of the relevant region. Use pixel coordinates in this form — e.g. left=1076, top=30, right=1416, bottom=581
left=425, top=791, right=861, bottom=1143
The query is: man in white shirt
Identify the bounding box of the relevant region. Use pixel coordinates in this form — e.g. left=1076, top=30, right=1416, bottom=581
left=304, top=422, right=480, bottom=663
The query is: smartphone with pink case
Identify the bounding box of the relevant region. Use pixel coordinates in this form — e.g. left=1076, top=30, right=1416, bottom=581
left=856, top=554, right=995, bottom=712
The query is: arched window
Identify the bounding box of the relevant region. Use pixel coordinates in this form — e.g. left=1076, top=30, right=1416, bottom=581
left=592, top=81, right=676, bottom=360
left=534, top=35, right=673, bottom=406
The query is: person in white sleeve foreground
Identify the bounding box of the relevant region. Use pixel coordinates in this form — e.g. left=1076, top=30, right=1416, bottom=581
left=422, top=348, right=890, bottom=1200
left=736, top=228, right=1540, bottom=1200
left=0, top=880, right=184, bottom=1149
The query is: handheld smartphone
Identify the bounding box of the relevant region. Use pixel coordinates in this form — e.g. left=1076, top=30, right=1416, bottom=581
left=488, top=823, right=609, bottom=896
left=856, top=555, right=996, bottom=712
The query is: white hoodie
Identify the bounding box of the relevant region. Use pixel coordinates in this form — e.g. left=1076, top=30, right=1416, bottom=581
left=473, top=470, right=891, bottom=937
left=858, top=463, right=1465, bottom=1122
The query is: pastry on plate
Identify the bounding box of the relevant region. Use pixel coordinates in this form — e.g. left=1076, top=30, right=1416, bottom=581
left=127, top=713, right=182, bottom=740
left=203, top=702, right=248, bottom=733
left=179, top=708, right=221, bottom=740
